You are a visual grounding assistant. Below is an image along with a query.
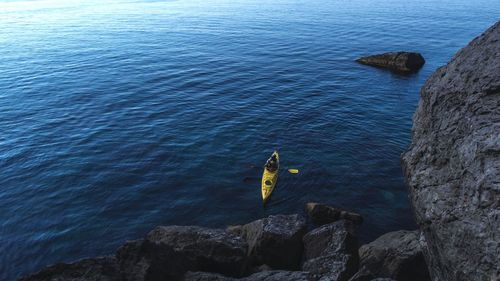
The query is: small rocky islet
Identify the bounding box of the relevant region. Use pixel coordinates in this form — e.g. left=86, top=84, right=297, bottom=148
left=356, top=52, right=425, bottom=73
left=19, top=21, right=499, bottom=281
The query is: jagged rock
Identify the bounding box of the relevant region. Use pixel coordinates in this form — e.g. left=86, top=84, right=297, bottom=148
left=183, top=271, right=233, bottom=281
left=227, top=225, right=243, bottom=236
left=115, top=239, right=186, bottom=281
left=356, top=52, right=425, bottom=73
left=347, top=266, right=375, bottom=281
left=183, top=271, right=313, bottom=281
left=358, top=230, right=430, bottom=281
left=18, top=257, right=120, bottom=281
left=306, top=203, right=363, bottom=226
left=248, top=264, right=273, bottom=274
left=402, top=22, right=500, bottom=281
left=116, top=226, right=248, bottom=281
left=243, top=270, right=313, bottom=281
left=302, top=220, right=359, bottom=281
left=228, top=214, right=306, bottom=270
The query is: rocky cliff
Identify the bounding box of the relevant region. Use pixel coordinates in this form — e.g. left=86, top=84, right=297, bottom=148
left=402, top=21, right=500, bottom=281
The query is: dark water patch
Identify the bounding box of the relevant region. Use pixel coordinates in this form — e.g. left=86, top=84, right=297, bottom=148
left=0, top=0, right=499, bottom=279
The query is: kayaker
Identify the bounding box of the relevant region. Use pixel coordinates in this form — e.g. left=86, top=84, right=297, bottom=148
left=265, top=154, right=278, bottom=172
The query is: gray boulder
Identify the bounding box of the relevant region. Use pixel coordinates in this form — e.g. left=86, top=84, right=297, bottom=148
left=356, top=52, right=425, bottom=73
left=115, top=239, right=185, bottom=281
left=358, top=230, right=430, bottom=281
left=347, top=266, right=375, bottom=281
left=183, top=270, right=313, bottom=281
left=248, top=264, right=273, bottom=274
left=243, top=270, right=313, bottom=281
left=229, top=214, right=306, bottom=270
left=306, top=203, right=363, bottom=226
left=116, top=226, right=248, bottom=281
left=18, top=257, right=120, bottom=281
left=302, top=220, right=359, bottom=281
left=402, top=22, right=500, bottom=281
left=182, top=271, right=233, bottom=281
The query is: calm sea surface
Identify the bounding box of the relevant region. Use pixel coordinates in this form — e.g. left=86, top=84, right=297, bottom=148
left=0, top=0, right=498, bottom=279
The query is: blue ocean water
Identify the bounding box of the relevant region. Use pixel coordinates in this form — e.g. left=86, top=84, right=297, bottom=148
left=0, top=0, right=498, bottom=279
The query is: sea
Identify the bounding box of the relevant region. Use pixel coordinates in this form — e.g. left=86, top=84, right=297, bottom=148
left=0, top=0, right=498, bottom=279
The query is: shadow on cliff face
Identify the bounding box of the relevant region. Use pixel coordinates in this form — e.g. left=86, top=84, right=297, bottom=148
left=402, top=21, right=500, bottom=281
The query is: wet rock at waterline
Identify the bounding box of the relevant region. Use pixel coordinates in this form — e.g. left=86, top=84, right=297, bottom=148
left=358, top=230, right=430, bottom=281
left=347, top=266, right=376, bottom=281
left=228, top=214, right=307, bottom=270
left=183, top=270, right=314, bottom=281
left=18, top=257, right=120, bottom=281
left=302, top=220, right=359, bottom=281
left=306, top=202, right=363, bottom=226
left=116, top=226, right=248, bottom=281
left=182, top=271, right=233, bottom=281
left=356, top=52, right=425, bottom=73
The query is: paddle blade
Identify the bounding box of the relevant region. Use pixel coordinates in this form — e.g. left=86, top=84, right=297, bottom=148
left=288, top=169, right=299, bottom=174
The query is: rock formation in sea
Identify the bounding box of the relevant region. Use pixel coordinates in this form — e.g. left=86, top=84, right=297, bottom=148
left=302, top=220, right=359, bottom=281
left=18, top=257, right=120, bottom=281
left=19, top=206, right=429, bottom=281
left=115, top=225, right=249, bottom=280
left=355, top=230, right=430, bottom=281
left=227, top=214, right=307, bottom=270
left=306, top=202, right=363, bottom=226
left=356, top=52, right=425, bottom=73
left=402, top=21, right=500, bottom=281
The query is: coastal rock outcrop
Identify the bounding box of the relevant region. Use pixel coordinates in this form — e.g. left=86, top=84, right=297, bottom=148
left=18, top=257, right=120, bottom=281
left=302, top=220, right=359, bottom=281
left=183, top=271, right=233, bottom=281
left=402, top=22, right=500, bottom=281
left=306, top=203, right=363, bottom=226
left=17, top=218, right=432, bottom=281
left=228, top=214, right=306, bottom=270
left=356, top=52, right=425, bottom=73
left=347, top=266, right=376, bottom=281
left=357, top=230, right=430, bottom=281
left=116, top=226, right=248, bottom=281
left=183, top=270, right=313, bottom=281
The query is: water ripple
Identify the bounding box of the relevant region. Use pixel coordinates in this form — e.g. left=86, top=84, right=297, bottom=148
left=0, top=0, right=499, bottom=279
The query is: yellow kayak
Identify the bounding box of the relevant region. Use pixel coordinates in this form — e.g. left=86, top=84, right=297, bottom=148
left=261, top=151, right=279, bottom=203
